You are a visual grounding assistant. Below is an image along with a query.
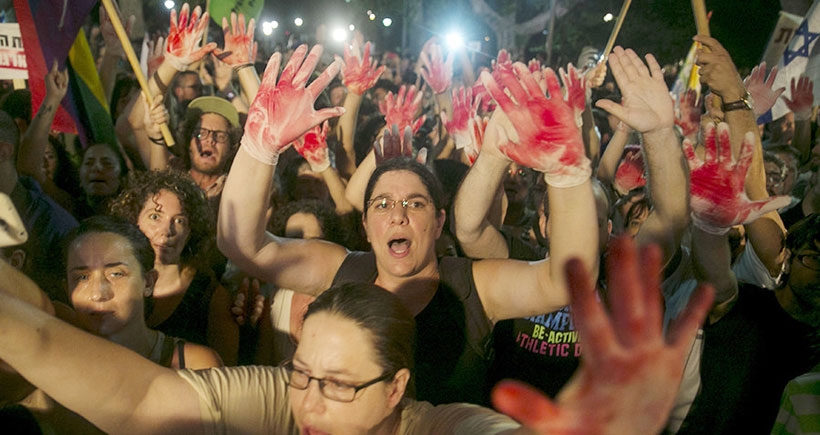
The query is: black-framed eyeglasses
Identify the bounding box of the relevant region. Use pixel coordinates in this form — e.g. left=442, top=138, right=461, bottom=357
left=796, top=253, right=820, bottom=271
left=284, top=361, right=393, bottom=403
left=196, top=127, right=230, bottom=145
left=366, top=196, right=432, bottom=214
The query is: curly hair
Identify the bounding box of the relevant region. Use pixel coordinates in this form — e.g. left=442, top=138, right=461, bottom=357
left=107, top=169, right=214, bottom=268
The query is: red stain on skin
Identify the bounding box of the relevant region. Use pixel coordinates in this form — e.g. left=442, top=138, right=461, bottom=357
left=445, top=87, right=485, bottom=165
left=342, top=42, right=384, bottom=95
left=379, top=85, right=424, bottom=133
left=560, top=65, right=586, bottom=119
left=675, top=89, right=701, bottom=139
left=614, top=146, right=647, bottom=195
left=420, top=43, right=451, bottom=94
left=293, top=123, right=329, bottom=167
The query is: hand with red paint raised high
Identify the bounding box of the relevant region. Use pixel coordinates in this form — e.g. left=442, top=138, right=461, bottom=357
left=340, top=41, right=384, bottom=96
left=560, top=64, right=586, bottom=127
left=241, top=45, right=345, bottom=165
left=783, top=75, right=814, bottom=121
left=480, top=63, right=590, bottom=187
left=372, top=124, right=426, bottom=165
left=419, top=39, right=454, bottom=95
left=378, top=85, right=425, bottom=134
left=675, top=89, right=702, bottom=141
left=165, top=3, right=217, bottom=71
left=441, top=86, right=486, bottom=165
left=213, top=12, right=258, bottom=67
left=744, top=62, right=784, bottom=119
left=293, top=121, right=331, bottom=172
left=493, top=237, right=714, bottom=434
left=684, top=122, right=791, bottom=234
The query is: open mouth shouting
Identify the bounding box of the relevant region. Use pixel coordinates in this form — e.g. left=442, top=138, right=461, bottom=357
left=388, top=237, right=411, bottom=257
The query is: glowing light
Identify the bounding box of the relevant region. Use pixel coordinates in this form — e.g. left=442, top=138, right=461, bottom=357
left=294, top=17, right=303, bottom=27
left=262, top=22, right=273, bottom=36
left=164, top=0, right=175, bottom=9
left=349, top=24, right=355, bottom=31
left=369, top=13, right=376, bottom=21
left=603, top=13, right=614, bottom=22
left=382, top=17, right=392, bottom=27
left=332, top=27, right=348, bottom=42
left=270, top=20, right=279, bottom=29
left=445, top=31, right=464, bottom=49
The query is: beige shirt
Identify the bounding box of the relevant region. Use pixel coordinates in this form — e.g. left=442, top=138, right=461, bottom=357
left=178, top=366, right=520, bottom=434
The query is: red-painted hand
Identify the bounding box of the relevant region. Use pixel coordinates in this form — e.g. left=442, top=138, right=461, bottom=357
left=146, top=36, right=166, bottom=78
left=675, top=89, right=702, bottom=140
left=744, top=62, right=784, bottom=119
left=491, top=50, right=514, bottom=83
left=560, top=64, right=586, bottom=127
left=232, top=277, right=265, bottom=327
left=493, top=237, right=714, bottom=434
left=241, top=45, right=345, bottom=165
left=613, top=144, right=647, bottom=196
left=684, top=122, right=792, bottom=234
left=419, top=40, right=453, bottom=94
left=783, top=75, right=814, bottom=121
left=213, top=12, right=257, bottom=67
left=340, top=41, right=384, bottom=95
left=165, top=3, right=217, bottom=71
left=441, top=86, right=485, bottom=165
left=373, top=124, right=417, bottom=165
left=378, top=85, right=425, bottom=134
left=293, top=121, right=331, bottom=172
left=480, top=64, right=591, bottom=187
left=471, top=81, right=496, bottom=113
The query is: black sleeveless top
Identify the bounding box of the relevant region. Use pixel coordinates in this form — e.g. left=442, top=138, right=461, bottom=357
left=332, top=251, right=494, bottom=406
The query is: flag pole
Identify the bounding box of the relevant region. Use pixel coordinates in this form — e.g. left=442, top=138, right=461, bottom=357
left=100, top=0, right=175, bottom=146
left=691, top=0, right=710, bottom=37
left=601, top=0, right=632, bottom=63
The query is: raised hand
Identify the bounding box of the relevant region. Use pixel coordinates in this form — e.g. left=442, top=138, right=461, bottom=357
left=744, top=62, right=784, bottom=119
left=783, top=75, right=814, bottom=121
left=559, top=64, right=586, bottom=127
left=241, top=45, right=345, bottom=165
left=142, top=93, right=168, bottom=139
left=373, top=124, right=418, bottom=165
left=675, top=89, right=702, bottom=140
left=684, top=122, right=792, bottom=234
left=213, top=12, right=258, bottom=67
left=378, top=85, right=425, bottom=134
left=418, top=39, right=453, bottom=94
left=146, top=36, right=167, bottom=78
left=292, top=121, right=331, bottom=172
left=493, top=237, right=714, bottom=434
left=595, top=47, right=674, bottom=134
left=340, top=41, right=384, bottom=95
left=44, top=60, right=68, bottom=103
left=231, top=277, right=265, bottom=327
left=480, top=63, right=591, bottom=187
left=613, top=145, right=647, bottom=196
left=100, top=5, right=134, bottom=59
left=441, top=86, right=485, bottom=164
left=165, top=3, right=217, bottom=71
left=491, top=49, right=514, bottom=83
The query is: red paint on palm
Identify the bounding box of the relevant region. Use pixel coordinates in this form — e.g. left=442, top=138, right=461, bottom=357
left=675, top=89, right=701, bottom=139
left=560, top=64, right=586, bottom=126
left=293, top=122, right=330, bottom=171
left=342, top=42, right=384, bottom=95
left=216, top=13, right=256, bottom=66
left=471, top=81, right=497, bottom=113
left=684, top=123, right=791, bottom=232
left=419, top=42, right=452, bottom=94
left=528, top=59, right=542, bottom=74
left=444, top=87, right=485, bottom=165
left=483, top=66, right=589, bottom=185
left=613, top=145, right=647, bottom=196
left=166, top=4, right=215, bottom=69
left=784, top=75, right=814, bottom=120
left=378, top=85, right=425, bottom=133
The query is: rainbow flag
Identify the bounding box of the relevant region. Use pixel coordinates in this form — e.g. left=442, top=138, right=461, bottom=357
left=14, top=0, right=114, bottom=147
left=670, top=41, right=702, bottom=108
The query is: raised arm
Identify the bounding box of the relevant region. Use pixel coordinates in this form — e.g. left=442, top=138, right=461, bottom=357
left=218, top=45, right=348, bottom=295
left=596, top=46, right=689, bottom=263
left=292, top=121, right=354, bottom=214
left=213, top=12, right=260, bottom=107
left=472, top=63, right=598, bottom=322
left=782, top=75, right=814, bottom=165
left=0, top=266, right=200, bottom=433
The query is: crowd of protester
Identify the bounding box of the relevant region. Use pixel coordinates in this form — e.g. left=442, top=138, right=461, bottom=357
left=0, top=2, right=819, bottom=433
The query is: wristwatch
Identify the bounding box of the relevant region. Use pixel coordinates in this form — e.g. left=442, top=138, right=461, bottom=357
left=219, top=87, right=237, bottom=102
left=721, top=91, right=753, bottom=112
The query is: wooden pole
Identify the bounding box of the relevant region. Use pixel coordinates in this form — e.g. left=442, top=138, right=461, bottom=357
left=100, top=0, right=174, bottom=146
left=691, top=0, right=710, bottom=37
left=601, top=0, right=632, bottom=63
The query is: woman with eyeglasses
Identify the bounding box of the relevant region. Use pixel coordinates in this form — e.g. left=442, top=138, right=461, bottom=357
left=0, top=234, right=714, bottom=434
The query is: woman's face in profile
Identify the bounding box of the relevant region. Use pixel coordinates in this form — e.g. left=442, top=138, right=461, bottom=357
left=289, top=312, right=400, bottom=435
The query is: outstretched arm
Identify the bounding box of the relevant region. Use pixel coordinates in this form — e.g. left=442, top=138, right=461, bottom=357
left=218, top=45, right=348, bottom=295
left=0, top=267, right=200, bottom=433
left=596, top=46, right=689, bottom=264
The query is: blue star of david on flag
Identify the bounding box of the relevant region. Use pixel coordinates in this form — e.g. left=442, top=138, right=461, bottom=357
left=783, top=20, right=820, bottom=65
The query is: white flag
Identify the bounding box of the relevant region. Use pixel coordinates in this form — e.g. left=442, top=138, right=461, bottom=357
left=770, top=0, right=820, bottom=121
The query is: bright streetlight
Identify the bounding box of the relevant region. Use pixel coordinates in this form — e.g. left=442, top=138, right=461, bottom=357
left=294, top=17, right=304, bottom=27
left=164, top=0, right=175, bottom=10
left=603, top=13, right=614, bottom=22
left=382, top=17, right=392, bottom=27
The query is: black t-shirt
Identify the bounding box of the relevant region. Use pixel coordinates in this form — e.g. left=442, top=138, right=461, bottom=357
left=677, top=284, right=819, bottom=435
